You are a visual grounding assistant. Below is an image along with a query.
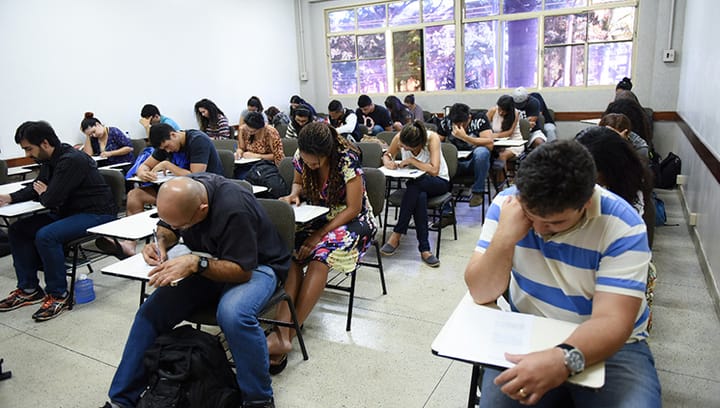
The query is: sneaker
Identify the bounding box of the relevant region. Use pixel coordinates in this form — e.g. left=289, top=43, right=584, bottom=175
left=32, top=293, right=70, bottom=321
left=468, top=193, right=485, bottom=208
left=0, top=288, right=45, bottom=312
left=430, top=214, right=456, bottom=230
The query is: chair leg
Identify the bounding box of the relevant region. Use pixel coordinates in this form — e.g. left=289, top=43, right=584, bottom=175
left=373, top=241, right=387, bottom=295
left=284, top=295, right=309, bottom=361
left=451, top=199, right=458, bottom=240
left=345, top=270, right=357, bottom=332
left=468, top=364, right=484, bottom=408
left=435, top=211, right=442, bottom=258
left=67, top=244, right=78, bottom=310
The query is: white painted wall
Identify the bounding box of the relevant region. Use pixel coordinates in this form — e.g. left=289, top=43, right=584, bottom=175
left=298, top=0, right=684, bottom=116
left=0, top=0, right=299, bottom=158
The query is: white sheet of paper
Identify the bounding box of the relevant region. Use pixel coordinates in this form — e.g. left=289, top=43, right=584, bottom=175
left=379, top=166, right=425, bottom=179
left=293, top=203, right=329, bottom=223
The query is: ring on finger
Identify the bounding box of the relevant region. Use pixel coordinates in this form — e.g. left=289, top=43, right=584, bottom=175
left=517, top=388, right=528, bottom=399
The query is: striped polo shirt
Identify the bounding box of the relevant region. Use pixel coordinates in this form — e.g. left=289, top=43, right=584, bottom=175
left=476, top=185, right=651, bottom=342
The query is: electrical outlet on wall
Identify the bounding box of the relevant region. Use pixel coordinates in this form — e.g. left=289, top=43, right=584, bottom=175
left=663, top=49, right=676, bottom=63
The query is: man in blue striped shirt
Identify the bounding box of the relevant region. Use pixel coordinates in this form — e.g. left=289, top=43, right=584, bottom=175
left=465, top=140, right=661, bottom=407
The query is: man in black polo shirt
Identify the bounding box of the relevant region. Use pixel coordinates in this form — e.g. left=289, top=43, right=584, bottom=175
left=104, top=174, right=289, bottom=408
left=101, top=123, right=224, bottom=258
left=0, top=121, right=116, bottom=321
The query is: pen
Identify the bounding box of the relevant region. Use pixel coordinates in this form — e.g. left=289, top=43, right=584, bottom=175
left=152, top=229, right=162, bottom=263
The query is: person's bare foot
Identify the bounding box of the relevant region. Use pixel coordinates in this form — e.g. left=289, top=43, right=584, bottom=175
left=118, top=240, right=136, bottom=257
left=267, top=329, right=293, bottom=358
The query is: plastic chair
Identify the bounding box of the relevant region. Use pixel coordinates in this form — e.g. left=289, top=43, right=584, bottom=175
left=281, top=138, right=298, bottom=158
left=217, top=149, right=235, bottom=178
left=212, top=139, right=236, bottom=152
left=357, top=142, right=383, bottom=168
left=376, top=131, right=396, bottom=146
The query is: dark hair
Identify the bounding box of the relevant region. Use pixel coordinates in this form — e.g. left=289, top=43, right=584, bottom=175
left=140, top=104, right=160, bottom=118
left=496, top=95, right=516, bottom=132
left=265, top=106, right=280, bottom=120
left=247, top=96, right=264, bottom=111
left=616, top=77, right=633, bottom=91
left=290, top=95, right=304, bottom=105
left=604, top=98, right=652, bottom=145
left=384, top=95, right=405, bottom=114
left=403, top=94, right=415, bottom=105
left=293, top=105, right=312, bottom=119
left=328, top=99, right=343, bottom=112
left=515, top=140, right=596, bottom=216
left=575, top=126, right=649, bottom=207
left=80, top=112, right=102, bottom=131
left=599, top=113, right=632, bottom=135
left=357, top=94, right=372, bottom=108
left=245, top=111, right=265, bottom=130
left=194, top=98, right=225, bottom=132
left=399, top=121, right=428, bottom=148
left=297, top=122, right=358, bottom=208
left=15, top=121, right=61, bottom=148
left=614, top=89, right=640, bottom=104
left=448, top=103, right=471, bottom=124
left=149, top=123, right=174, bottom=148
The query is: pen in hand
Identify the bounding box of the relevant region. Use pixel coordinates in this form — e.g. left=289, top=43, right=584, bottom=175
left=152, top=229, right=163, bottom=264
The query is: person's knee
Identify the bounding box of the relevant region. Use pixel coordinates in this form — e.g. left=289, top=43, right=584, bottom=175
left=472, top=147, right=491, bottom=161
left=216, top=297, right=255, bottom=329
left=34, top=225, right=62, bottom=248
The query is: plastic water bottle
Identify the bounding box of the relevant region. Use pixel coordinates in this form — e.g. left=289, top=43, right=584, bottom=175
left=74, top=274, right=96, bottom=304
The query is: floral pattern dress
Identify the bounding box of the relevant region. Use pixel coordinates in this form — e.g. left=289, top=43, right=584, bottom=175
left=293, top=148, right=377, bottom=272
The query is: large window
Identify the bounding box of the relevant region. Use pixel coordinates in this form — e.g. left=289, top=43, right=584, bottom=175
left=326, top=0, right=637, bottom=95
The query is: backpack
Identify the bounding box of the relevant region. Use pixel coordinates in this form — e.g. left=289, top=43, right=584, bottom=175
left=657, top=152, right=682, bottom=189
left=652, top=192, right=667, bottom=226
left=137, top=325, right=242, bottom=408
left=244, top=160, right=289, bottom=199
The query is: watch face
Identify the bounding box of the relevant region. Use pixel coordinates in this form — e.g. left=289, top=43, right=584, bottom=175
left=566, top=349, right=585, bottom=373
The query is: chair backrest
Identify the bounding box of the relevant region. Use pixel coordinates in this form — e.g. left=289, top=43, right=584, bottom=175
left=547, top=108, right=556, bottom=123
left=212, top=139, right=236, bottom=152
left=278, top=156, right=295, bottom=188
left=376, top=131, right=396, bottom=146
left=131, top=139, right=147, bottom=160
left=519, top=119, right=531, bottom=141
left=257, top=198, right=295, bottom=252
left=275, top=123, right=288, bottom=139
left=440, top=142, right=458, bottom=179
left=357, top=124, right=369, bottom=136
left=357, top=142, right=383, bottom=168
left=281, top=137, right=298, bottom=158
left=362, top=167, right=385, bottom=219
left=217, top=149, right=235, bottom=178
left=0, top=160, right=9, bottom=185
left=232, top=179, right=253, bottom=193
left=99, top=168, right=126, bottom=213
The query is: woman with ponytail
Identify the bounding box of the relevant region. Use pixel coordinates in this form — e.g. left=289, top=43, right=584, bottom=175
left=80, top=112, right=134, bottom=165
left=379, top=121, right=449, bottom=267
left=268, top=122, right=376, bottom=372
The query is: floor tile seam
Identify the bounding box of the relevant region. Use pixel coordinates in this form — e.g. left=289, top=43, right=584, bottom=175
left=17, top=330, right=118, bottom=369
left=319, top=297, right=450, bottom=325
left=421, top=359, right=454, bottom=408
left=657, top=367, right=720, bottom=383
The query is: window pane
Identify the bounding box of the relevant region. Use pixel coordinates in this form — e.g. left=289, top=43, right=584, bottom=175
left=358, top=34, right=386, bottom=59
left=393, top=30, right=424, bottom=92
left=424, top=25, right=455, bottom=91
left=587, top=41, right=632, bottom=85
left=328, top=35, right=356, bottom=61
left=464, top=21, right=497, bottom=89
left=588, top=7, right=634, bottom=42
left=328, top=9, right=356, bottom=33
left=545, top=0, right=587, bottom=10
left=543, top=45, right=585, bottom=87
left=503, top=18, right=538, bottom=88
left=545, top=14, right=587, bottom=45
left=591, top=0, right=625, bottom=4
left=358, top=5, right=386, bottom=30
left=331, top=62, right=357, bottom=95
left=504, top=0, right=541, bottom=14
left=389, top=0, right=420, bottom=26
left=423, top=0, right=454, bottom=23
left=465, top=0, right=499, bottom=18
left=359, top=60, right=388, bottom=94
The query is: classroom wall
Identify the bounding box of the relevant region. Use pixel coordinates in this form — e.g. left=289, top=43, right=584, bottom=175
left=298, top=0, right=685, bottom=115
left=0, top=0, right=299, bottom=158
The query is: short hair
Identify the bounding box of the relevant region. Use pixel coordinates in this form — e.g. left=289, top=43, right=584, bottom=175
left=247, top=96, right=264, bottom=111
left=245, top=111, right=265, bottom=130
left=141, top=104, right=160, bottom=118
left=265, top=106, right=280, bottom=120
left=599, top=113, right=632, bottom=134
left=357, top=94, right=372, bottom=108
left=404, top=94, right=415, bottom=105
left=290, top=95, right=303, bottom=104
left=293, top=105, right=312, bottom=119
left=616, top=77, right=633, bottom=91
left=149, top=123, right=175, bottom=148
left=399, top=120, right=428, bottom=148
left=448, top=103, right=471, bottom=124
left=515, top=140, right=596, bottom=217
left=328, top=100, right=343, bottom=112
left=14, top=121, right=61, bottom=148
left=80, top=112, right=102, bottom=131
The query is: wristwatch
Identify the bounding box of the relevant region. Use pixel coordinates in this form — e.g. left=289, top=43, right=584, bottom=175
left=196, top=256, right=209, bottom=275
left=556, top=343, right=585, bottom=376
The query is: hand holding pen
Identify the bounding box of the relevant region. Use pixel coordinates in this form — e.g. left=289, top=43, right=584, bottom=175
left=142, top=229, right=166, bottom=266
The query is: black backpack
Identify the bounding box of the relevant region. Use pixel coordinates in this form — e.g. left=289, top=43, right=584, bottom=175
left=137, top=325, right=242, bottom=408
left=244, top=160, right=289, bottom=199
left=657, top=152, right=682, bottom=189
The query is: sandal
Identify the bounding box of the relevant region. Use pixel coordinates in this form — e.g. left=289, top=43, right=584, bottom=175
left=269, top=354, right=288, bottom=375
left=95, top=237, right=130, bottom=260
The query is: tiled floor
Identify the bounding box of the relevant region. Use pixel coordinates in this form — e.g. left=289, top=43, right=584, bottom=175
left=0, top=188, right=718, bottom=407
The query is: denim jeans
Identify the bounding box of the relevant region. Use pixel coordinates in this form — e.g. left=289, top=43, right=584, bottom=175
left=544, top=123, right=557, bottom=142
left=479, top=341, right=661, bottom=408
left=393, top=175, right=449, bottom=253
left=370, top=125, right=385, bottom=135
left=109, top=265, right=278, bottom=407
left=8, top=212, right=116, bottom=297
left=457, top=146, right=491, bottom=194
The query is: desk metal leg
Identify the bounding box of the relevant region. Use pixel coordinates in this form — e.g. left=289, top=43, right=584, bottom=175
left=468, top=364, right=483, bottom=408
left=139, top=281, right=147, bottom=306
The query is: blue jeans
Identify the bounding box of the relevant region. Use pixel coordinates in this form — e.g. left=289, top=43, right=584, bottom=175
left=544, top=123, right=557, bottom=142
left=109, top=265, right=278, bottom=407
left=393, top=175, right=449, bottom=253
left=8, top=212, right=116, bottom=297
left=457, top=146, right=491, bottom=194
left=370, top=125, right=385, bottom=135
left=479, top=341, right=661, bottom=408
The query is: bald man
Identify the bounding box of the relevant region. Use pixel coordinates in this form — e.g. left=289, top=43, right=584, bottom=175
left=104, top=173, right=290, bottom=408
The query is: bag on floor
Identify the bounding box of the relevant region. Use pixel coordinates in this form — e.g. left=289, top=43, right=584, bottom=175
left=653, top=192, right=667, bottom=226
left=657, top=152, right=682, bottom=189
left=137, top=325, right=241, bottom=408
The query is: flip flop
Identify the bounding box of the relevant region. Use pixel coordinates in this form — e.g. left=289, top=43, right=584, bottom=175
left=269, top=354, right=288, bottom=375
left=94, top=237, right=130, bottom=260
